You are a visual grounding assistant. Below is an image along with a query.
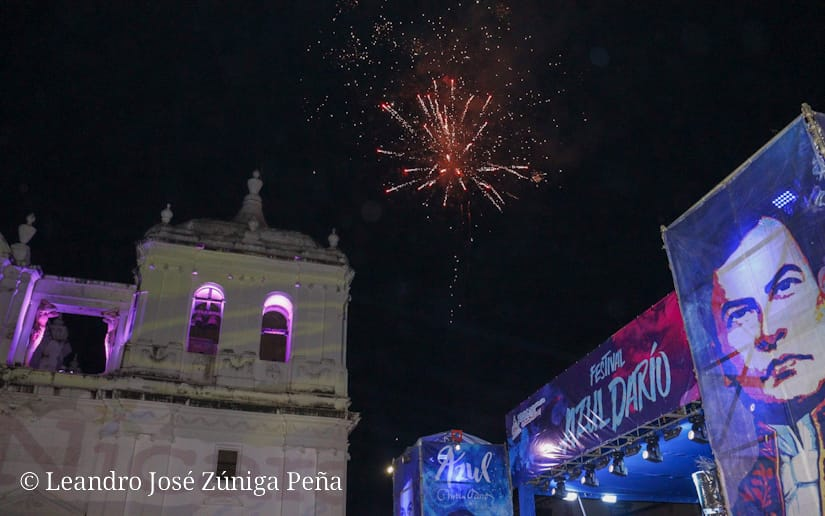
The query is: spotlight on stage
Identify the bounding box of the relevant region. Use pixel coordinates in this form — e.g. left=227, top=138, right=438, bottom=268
left=450, top=429, right=463, bottom=451
left=772, top=189, right=798, bottom=214
left=663, top=426, right=682, bottom=441
left=568, top=466, right=582, bottom=480
left=581, top=467, right=599, bottom=487
left=624, top=441, right=642, bottom=457
left=642, top=436, right=663, bottom=463
left=551, top=479, right=566, bottom=498
left=608, top=453, right=628, bottom=476
left=563, top=491, right=579, bottom=502
left=688, top=417, right=709, bottom=444
left=593, top=456, right=610, bottom=470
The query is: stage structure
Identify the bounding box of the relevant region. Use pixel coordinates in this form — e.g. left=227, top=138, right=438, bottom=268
left=392, top=430, right=513, bottom=516
left=664, top=105, right=825, bottom=514
left=506, top=293, right=715, bottom=514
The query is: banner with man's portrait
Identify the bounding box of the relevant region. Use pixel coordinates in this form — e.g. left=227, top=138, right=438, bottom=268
left=663, top=107, right=825, bottom=514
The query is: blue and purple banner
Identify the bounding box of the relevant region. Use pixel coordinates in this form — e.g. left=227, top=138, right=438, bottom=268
left=506, top=292, right=699, bottom=485
left=663, top=109, right=825, bottom=514
left=393, top=445, right=421, bottom=516
left=394, top=432, right=513, bottom=516
left=420, top=442, right=512, bottom=516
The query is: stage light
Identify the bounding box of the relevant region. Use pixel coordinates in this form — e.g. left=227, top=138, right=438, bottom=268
left=551, top=480, right=566, bottom=498
left=581, top=467, right=599, bottom=487
left=624, top=441, right=642, bottom=457
left=563, top=492, right=579, bottom=502
left=539, top=479, right=551, bottom=493
left=601, top=494, right=618, bottom=504
left=663, top=426, right=682, bottom=441
left=593, top=456, right=610, bottom=470
left=772, top=190, right=797, bottom=212
left=688, top=422, right=709, bottom=444
left=386, top=464, right=394, bottom=475
left=642, top=437, right=663, bottom=463
left=449, top=429, right=463, bottom=451
left=608, top=453, right=627, bottom=476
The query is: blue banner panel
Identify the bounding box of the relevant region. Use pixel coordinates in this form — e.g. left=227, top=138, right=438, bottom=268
left=393, top=446, right=421, bottom=516
left=663, top=109, right=825, bottom=515
left=420, top=442, right=513, bottom=516
left=506, top=292, right=699, bottom=485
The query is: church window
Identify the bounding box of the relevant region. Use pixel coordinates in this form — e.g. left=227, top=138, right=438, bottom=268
left=260, top=293, right=293, bottom=362
left=187, top=284, right=224, bottom=355
left=216, top=449, right=238, bottom=477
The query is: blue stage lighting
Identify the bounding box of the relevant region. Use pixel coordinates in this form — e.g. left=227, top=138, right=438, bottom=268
left=551, top=479, right=567, bottom=498
left=581, top=467, right=599, bottom=487
left=608, top=453, right=628, bottom=476
left=642, top=437, right=663, bottom=463
left=624, top=441, right=642, bottom=457
left=772, top=190, right=797, bottom=213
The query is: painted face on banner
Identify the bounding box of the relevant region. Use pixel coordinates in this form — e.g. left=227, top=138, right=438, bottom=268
left=399, top=479, right=414, bottom=516
left=712, top=217, right=825, bottom=403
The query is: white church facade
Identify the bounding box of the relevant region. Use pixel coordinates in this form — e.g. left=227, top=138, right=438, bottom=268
left=0, top=172, right=358, bottom=515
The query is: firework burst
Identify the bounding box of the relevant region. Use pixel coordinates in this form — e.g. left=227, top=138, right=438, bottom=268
left=378, top=77, right=543, bottom=211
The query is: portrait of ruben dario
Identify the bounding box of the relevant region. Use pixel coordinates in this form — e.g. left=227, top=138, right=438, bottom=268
left=664, top=105, right=825, bottom=515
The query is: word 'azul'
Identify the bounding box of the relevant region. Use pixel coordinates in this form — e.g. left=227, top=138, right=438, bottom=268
left=435, top=446, right=492, bottom=487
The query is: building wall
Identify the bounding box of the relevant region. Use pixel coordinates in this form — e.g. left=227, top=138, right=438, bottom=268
left=0, top=224, right=357, bottom=515
left=0, top=389, right=350, bottom=515
left=123, top=241, right=350, bottom=397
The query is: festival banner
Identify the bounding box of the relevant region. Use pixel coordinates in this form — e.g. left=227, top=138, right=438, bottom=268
left=420, top=442, right=513, bottom=516
left=394, top=432, right=513, bottom=516
left=506, top=292, right=698, bottom=485
left=393, top=445, right=421, bottom=516
left=663, top=108, right=825, bottom=514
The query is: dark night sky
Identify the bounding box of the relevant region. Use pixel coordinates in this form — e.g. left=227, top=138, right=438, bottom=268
left=2, top=2, right=824, bottom=513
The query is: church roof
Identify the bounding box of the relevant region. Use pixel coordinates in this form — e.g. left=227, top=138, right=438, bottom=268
left=143, top=171, right=347, bottom=267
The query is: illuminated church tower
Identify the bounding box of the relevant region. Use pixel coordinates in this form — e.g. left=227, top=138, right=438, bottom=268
left=0, top=172, right=358, bottom=515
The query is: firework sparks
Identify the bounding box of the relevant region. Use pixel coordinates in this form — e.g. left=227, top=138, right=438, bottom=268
left=378, top=78, right=535, bottom=211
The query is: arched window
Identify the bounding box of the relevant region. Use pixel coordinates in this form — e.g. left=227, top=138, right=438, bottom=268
left=260, top=293, right=293, bottom=362
left=187, top=284, right=224, bottom=355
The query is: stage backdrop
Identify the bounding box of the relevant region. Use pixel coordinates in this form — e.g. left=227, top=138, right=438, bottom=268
left=663, top=108, right=825, bottom=514
left=506, top=292, right=698, bottom=486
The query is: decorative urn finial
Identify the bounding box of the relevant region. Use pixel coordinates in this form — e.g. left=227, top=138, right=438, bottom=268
left=161, top=203, right=173, bottom=224
left=233, top=170, right=268, bottom=228
left=328, top=228, right=340, bottom=249
left=248, top=170, right=263, bottom=195
left=18, top=213, right=37, bottom=244
left=11, top=213, right=37, bottom=265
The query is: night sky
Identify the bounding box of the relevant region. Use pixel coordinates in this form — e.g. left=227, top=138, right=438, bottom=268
left=2, top=2, right=824, bottom=513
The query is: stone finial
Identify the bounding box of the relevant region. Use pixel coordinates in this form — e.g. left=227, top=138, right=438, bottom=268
left=11, top=213, right=36, bottom=265
left=18, top=213, right=36, bottom=244
left=0, top=232, right=10, bottom=258
left=328, top=228, right=340, bottom=249
left=248, top=170, right=263, bottom=195
left=233, top=170, right=268, bottom=228
left=161, top=203, right=173, bottom=224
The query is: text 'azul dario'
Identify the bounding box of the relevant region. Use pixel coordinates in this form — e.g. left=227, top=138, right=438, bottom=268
left=563, top=342, right=671, bottom=449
